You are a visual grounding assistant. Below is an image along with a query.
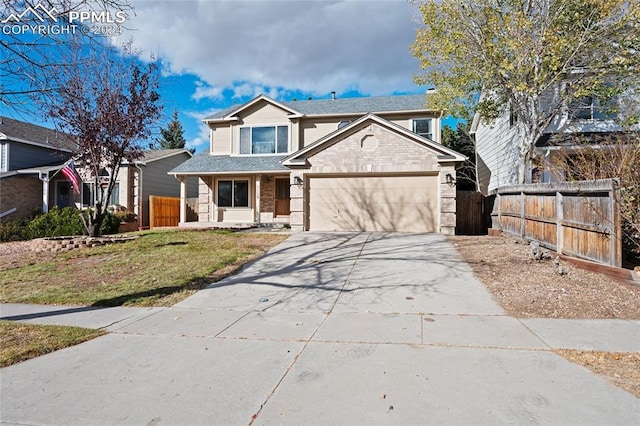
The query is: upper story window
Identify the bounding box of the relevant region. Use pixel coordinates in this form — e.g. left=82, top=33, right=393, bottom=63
left=412, top=118, right=434, bottom=140
left=239, top=125, right=288, bottom=155
left=0, top=143, right=8, bottom=172
left=569, top=96, right=618, bottom=121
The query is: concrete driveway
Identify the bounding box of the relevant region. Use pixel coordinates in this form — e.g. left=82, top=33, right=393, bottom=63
left=1, top=232, right=639, bottom=425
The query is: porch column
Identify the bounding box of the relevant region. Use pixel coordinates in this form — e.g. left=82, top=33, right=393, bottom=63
left=255, top=175, right=261, bottom=223
left=39, top=171, right=49, bottom=213
left=179, top=176, right=187, bottom=224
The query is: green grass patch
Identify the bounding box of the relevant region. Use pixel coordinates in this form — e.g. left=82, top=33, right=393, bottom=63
left=0, top=229, right=287, bottom=307
left=0, top=321, right=105, bottom=367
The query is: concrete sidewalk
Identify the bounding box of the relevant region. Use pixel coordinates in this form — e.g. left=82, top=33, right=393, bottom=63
left=1, top=232, right=639, bottom=425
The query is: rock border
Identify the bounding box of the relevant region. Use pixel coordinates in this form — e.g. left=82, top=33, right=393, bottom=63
left=31, top=235, right=138, bottom=253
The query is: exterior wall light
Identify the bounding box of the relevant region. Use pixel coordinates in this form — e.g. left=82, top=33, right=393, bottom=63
left=294, top=176, right=303, bottom=185
left=446, top=173, right=456, bottom=186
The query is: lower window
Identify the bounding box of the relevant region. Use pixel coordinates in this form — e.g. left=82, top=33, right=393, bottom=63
left=218, top=180, right=249, bottom=208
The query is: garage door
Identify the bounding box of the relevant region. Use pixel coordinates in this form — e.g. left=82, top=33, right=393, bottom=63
left=307, top=175, right=439, bottom=232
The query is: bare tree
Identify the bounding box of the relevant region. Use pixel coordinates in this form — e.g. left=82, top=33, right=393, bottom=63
left=1, top=0, right=134, bottom=115
left=553, top=133, right=640, bottom=263
left=45, top=44, right=162, bottom=236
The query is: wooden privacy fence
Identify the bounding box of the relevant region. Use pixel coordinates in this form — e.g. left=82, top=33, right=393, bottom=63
left=489, top=179, right=622, bottom=266
left=149, top=196, right=198, bottom=229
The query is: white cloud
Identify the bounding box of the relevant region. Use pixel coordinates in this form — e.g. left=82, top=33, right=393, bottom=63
left=183, top=107, right=221, bottom=150
left=126, top=0, right=422, bottom=98
left=188, top=123, right=211, bottom=151
left=191, top=80, right=223, bottom=101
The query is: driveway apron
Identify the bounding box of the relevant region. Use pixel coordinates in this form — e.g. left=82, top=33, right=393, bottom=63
left=1, top=232, right=639, bottom=425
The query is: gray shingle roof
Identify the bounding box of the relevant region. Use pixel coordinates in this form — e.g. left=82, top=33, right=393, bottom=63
left=170, top=152, right=289, bottom=174
left=0, top=116, right=77, bottom=150
left=205, top=94, right=431, bottom=120
left=140, top=149, right=191, bottom=163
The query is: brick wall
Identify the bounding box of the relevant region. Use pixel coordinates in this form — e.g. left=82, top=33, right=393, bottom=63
left=0, top=175, right=42, bottom=220
left=307, top=124, right=440, bottom=174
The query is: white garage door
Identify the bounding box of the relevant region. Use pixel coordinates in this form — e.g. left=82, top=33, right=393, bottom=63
left=307, top=175, right=439, bottom=232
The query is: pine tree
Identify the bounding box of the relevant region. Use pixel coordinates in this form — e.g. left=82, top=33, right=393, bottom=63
left=157, top=110, right=187, bottom=150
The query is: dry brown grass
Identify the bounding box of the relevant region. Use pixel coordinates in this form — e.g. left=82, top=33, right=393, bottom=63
left=451, top=234, right=640, bottom=400
left=0, top=321, right=104, bottom=367
left=0, top=229, right=287, bottom=307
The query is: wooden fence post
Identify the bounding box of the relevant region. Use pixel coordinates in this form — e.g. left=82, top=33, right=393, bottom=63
left=520, top=191, right=525, bottom=238
left=610, top=179, right=622, bottom=267
left=149, top=195, right=155, bottom=230
left=556, top=190, right=564, bottom=256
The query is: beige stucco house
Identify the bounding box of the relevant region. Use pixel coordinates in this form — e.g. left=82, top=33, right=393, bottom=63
left=170, top=94, right=466, bottom=234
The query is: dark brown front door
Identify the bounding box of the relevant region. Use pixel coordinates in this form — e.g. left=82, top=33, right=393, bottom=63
left=275, top=178, right=290, bottom=216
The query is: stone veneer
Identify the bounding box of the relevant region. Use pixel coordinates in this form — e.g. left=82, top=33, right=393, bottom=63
left=30, top=235, right=138, bottom=253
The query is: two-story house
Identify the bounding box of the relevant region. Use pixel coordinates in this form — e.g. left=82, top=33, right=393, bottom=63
left=170, top=94, right=466, bottom=234
left=0, top=116, right=196, bottom=227
left=472, top=91, right=639, bottom=195
left=0, top=116, right=75, bottom=220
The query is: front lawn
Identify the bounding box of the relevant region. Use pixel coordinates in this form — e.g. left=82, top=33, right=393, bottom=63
left=0, top=230, right=287, bottom=307
left=0, top=321, right=105, bottom=367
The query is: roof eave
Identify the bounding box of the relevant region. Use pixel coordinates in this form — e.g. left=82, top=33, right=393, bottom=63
left=170, top=169, right=291, bottom=176
left=0, top=135, right=74, bottom=152
left=300, top=109, right=440, bottom=118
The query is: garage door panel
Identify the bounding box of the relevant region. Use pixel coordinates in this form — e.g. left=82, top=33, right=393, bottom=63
left=308, top=175, right=438, bottom=232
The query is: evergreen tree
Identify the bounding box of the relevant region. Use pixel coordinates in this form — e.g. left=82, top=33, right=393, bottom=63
left=441, top=122, right=476, bottom=191
left=157, top=110, right=188, bottom=150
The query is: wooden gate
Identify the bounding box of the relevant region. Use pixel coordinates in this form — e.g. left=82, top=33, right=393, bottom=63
left=149, top=195, right=180, bottom=229
left=456, top=190, right=486, bottom=235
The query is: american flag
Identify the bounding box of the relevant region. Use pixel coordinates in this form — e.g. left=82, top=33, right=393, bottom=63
left=60, top=160, right=81, bottom=194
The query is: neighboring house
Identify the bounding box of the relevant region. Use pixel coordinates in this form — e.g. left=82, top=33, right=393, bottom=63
left=472, top=91, right=639, bottom=195
left=0, top=115, right=196, bottom=227
left=0, top=116, right=76, bottom=220
left=82, top=149, right=197, bottom=228
left=170, top=94, right=466, bottom=234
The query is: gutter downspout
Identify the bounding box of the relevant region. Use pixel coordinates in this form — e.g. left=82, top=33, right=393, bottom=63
left=131, top=162, right=144, bottom=229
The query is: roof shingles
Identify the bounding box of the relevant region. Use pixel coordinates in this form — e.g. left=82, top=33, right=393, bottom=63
left=0, top=116, right=76, bottom=150
left=205, top=94, right=430, bottom=120
left=170, top=152, right=289, bottom=174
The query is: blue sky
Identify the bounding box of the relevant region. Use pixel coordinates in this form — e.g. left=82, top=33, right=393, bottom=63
left=3, top=0, right=460, bottom=152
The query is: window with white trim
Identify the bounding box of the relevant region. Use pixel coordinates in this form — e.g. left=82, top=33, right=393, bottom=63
left=218, top=180, right=249, bottom=208
left=412, top=118, right=434, bottom=140
left=81, top=183, right=119, bottom=207
left=0, top=143, right=8, bottom=172
left=239, top=125, right=288, bottom=154
left=569, top=96, right=618, bottom=121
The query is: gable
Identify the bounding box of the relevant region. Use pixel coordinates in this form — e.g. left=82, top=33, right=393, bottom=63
left=302, top=121, right=455, bottom=174
left=237, top=100, right=293, bottom=126
left=283, top=114, right=464, bottom=170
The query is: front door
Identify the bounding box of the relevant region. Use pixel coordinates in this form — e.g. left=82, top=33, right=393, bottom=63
left=275, top=178, right=290, bottom=216
left=56, top=181, right=71, bottom=208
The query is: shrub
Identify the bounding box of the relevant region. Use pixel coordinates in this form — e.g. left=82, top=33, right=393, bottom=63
left=22, top=207, right=85, bottom=239
left=100, top=212, right=120, bottom=235
left=113, top=210, right=137, bottom=223
left=0, top=217, right=29, bottom=242
left=15, top=207, right=121, bottom=240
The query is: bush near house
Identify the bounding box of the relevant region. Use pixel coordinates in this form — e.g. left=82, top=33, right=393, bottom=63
left=0, top=207, right=120, bottom=242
